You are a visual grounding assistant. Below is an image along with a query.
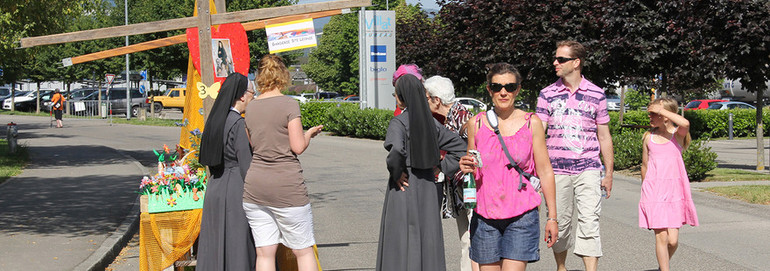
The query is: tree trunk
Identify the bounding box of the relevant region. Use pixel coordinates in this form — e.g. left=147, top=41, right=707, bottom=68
left=757, top=88, right=765, bottom=171
left=36, top=82, right=41, bottom=113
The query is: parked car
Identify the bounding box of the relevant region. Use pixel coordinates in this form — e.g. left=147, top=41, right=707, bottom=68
left=606, top=95, right=628, bottom=111
left=80, top=88, right=147, bottom=117
left=684, top=99, right=727, bottom=110
left=150, top=88, right=186, bottom=112
left=2, top=90, right=42, bottom=110
left=15, top=90, right=55, bottom=112
left=707, top=101, right=756, bottom=110
left=456, top=97, right=488, bottom=112
left=0, top=91, right=29, bottom=109
left=288, top=95, right=308, bottom=104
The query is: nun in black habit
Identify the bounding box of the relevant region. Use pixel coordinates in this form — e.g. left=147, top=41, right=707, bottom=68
left=376, top=74, right=468, bottom=271
left=198, top=73, right=257, bottom=271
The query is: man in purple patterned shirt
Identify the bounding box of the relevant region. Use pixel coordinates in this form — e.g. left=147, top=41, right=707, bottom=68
left=536, top=40, right=614, bottom=271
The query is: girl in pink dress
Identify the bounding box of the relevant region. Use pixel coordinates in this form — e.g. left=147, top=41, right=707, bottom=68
left=639, top=97, right=699, bottom=271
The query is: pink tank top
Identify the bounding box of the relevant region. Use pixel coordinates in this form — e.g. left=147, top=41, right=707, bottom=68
left=474, top=112, right=542, bottom=219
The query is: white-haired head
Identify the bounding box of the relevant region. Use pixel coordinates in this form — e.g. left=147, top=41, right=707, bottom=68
left=424, top=75, right=455, bottom=105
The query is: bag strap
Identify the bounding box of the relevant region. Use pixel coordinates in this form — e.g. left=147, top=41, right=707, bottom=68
left=485, top=109, right=534, bottom=191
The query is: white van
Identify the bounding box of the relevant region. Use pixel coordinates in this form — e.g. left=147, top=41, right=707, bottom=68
left=721, top=79, right=770, bottom=104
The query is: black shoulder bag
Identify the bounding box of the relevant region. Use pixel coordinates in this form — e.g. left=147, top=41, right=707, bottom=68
left=485, top=109, right=541, bottom=191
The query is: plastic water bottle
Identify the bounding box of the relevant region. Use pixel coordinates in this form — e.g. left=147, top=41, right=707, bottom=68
left=600, top=165, right=608, bottom=199
left=463, top=173, right=477, bottom=209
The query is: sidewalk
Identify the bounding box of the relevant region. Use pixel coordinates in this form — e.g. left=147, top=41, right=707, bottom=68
left=0, top=115, right=179, bottom=271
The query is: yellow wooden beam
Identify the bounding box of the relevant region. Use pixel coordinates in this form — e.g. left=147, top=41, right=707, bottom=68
left=21, top=0, right=370, bottom=48
left=63, top=9, right=343, bottom=66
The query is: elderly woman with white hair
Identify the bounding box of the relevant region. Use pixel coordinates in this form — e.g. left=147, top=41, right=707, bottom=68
left=424, top=75, right=478, bottom=271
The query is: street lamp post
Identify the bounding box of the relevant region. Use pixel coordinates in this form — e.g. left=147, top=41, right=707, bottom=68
left=125, top=0, right=131, bottom=120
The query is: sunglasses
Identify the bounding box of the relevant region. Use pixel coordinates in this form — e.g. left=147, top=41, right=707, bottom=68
left=489, top=82, right=520, bottom=93
left=555, top=56, right=578, bottom=64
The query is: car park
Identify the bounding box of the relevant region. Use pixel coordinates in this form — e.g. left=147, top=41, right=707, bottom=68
left=684, top=99, right=727, bottom=110
left=2, top=91, right=41, bottom=110
left=78, top=88, right=147, bottom=117
left=15, top=90, right=55, bottom=112
left=706, top=101, right=756, bottom=110
left=455, top=97, right=488, bottom=112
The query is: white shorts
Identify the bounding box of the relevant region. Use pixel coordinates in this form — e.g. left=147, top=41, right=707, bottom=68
left=242, top=202, right=316, bottom=249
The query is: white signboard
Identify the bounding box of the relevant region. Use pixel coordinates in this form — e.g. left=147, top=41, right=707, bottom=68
left=265, top=19, right=318, bottom=54
left=359, top=10, right=396, bottom=110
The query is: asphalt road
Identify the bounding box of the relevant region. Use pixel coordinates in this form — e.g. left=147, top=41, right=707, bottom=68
left=1, top=115, right=768, bottom=270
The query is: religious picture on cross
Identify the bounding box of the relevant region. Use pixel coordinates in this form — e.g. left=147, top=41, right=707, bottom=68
left=212, top=38, right=235, bottom=78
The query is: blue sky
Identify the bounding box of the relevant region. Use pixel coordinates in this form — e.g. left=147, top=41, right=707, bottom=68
left=296, top=0, right=441, bottom=32
left=296, top=0, right=441, bottom=11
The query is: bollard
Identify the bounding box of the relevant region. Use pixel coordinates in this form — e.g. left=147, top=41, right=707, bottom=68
left=728, top=113, right=734, bottom=140
left=7, top=122, right=18, bottom=154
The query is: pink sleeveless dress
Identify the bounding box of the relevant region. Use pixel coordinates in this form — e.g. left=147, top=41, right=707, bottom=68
left=638, top=133, right=699, bottom=229
left=474, top=112, right=541, bottom=220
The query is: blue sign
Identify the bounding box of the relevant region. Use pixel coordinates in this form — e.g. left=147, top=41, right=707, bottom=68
left=139, top=85, right=146, bottom=94
left=0, top=68, right=4, bottom=77
left=370, top=45, right=386, bottom=62
left=140, top=70, right=147, bottom=80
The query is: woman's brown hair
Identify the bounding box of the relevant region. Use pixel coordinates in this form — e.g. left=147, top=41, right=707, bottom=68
left=256, top=54, right=290, bottom=94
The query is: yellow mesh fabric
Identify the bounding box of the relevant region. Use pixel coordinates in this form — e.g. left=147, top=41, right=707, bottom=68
left=139, top=209, right=202, bottom=271
left=177, top=57, right=205, bottom=151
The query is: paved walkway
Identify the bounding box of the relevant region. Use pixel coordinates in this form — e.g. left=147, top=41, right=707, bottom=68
left=1, top=115, right=768, bottom=270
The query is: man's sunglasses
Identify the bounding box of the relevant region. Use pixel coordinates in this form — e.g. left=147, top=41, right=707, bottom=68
left=489, top=82, right=520, bottom=93
left=555, top=56, right=577, bottom=64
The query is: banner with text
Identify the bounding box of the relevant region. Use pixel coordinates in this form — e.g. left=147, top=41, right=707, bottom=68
left=266, top=19, right=317, bottom=54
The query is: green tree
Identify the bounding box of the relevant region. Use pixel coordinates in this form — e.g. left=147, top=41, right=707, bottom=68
left=0, top=0, right=94, bottom=85
left=303, top=0, right=403, bottom=95
left=302, top=13, right=360, bottom=95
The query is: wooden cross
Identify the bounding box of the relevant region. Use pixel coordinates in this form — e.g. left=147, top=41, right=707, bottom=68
left=20, top=0, right=371, bottom=86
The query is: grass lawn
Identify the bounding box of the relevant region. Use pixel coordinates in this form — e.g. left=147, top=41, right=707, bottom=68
left=704, top=185, right=770, bottom=205
left=109, top=118, right=181, bottom=127
left=617, top=167, right=770, bottom=182
left=0, top=139, right=28, bottom=186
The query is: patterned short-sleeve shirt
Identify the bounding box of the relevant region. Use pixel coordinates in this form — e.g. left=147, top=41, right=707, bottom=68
left=536, top=77, right=609, bottom=175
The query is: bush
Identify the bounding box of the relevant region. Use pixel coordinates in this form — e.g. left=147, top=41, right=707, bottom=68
left=683, top=138, right=718, bottom=181
left=300, top=101, right=393, bottom=140
left=611, top=128, right=645, bottom=170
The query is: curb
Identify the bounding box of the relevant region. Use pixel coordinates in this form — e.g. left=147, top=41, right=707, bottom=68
left=73, top=149, right=150, bottom=271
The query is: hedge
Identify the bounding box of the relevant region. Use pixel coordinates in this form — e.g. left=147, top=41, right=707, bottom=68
left=300, top=102, right=393, bottom=140
left=609, top=109, right=770, bottom=139
left=300, top=102, right=728, bottom=181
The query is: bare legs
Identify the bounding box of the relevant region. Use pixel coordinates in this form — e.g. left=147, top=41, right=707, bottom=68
left=293, top=246, right=319, bottom=271
left=479, top=259, right=527, bottom=271
left=256, top=245, right=278, bottom=271
left=553, top=251, right=598, bottom=271
left=255, top=245, right=318, bottom=271
left=654, top=228, right=679, bottom=271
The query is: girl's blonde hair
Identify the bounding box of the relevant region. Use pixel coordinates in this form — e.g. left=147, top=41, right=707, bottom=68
left=649, top=97, right=691, bottom=149
left=256, top=54, right=290, bottom=94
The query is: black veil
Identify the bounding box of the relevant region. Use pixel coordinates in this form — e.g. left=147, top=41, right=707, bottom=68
left=199, top=73, right=249, bottom=167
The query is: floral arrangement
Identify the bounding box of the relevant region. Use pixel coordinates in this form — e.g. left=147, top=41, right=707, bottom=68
left=140, top=129, right=207, bottom=207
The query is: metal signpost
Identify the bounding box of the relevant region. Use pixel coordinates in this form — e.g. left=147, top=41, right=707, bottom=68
left=106, top=73, right=115, bottom=126
left=359, top=10, right=396, bottom=110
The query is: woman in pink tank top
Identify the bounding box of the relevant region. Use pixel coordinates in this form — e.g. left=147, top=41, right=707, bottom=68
left=459, top=63, right=558, bottom=270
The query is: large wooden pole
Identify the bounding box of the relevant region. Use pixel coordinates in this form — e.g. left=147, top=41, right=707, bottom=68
left=197, top=0, right=216, bottom=123
left=20, top=0, right=371, bottom=48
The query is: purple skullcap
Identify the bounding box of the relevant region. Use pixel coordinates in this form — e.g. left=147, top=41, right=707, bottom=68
left=392, top=64, right=423, bottom=86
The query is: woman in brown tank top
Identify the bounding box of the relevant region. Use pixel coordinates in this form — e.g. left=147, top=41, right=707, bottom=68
left=242, top=54, right=323, bottom=271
